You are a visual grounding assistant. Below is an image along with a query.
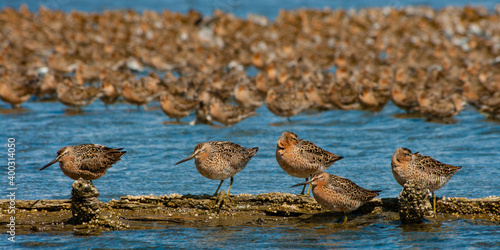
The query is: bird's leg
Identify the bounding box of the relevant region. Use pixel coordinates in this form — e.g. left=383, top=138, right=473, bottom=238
left=433, top=192, right=437, bottom=218
left=226, top=176, right=234, bottom=197
left=300, top=177, right=308, bottom=195
left=213, top=179, right=224, bottom=196
left=306, top=182, right=312, bottom=196
left=342, top=213, right=348, bottom=224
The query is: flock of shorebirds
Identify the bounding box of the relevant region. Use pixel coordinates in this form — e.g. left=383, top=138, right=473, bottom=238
left=40, top=131, right=461, bottom=223
left=1, top=6, right=500, bottom=123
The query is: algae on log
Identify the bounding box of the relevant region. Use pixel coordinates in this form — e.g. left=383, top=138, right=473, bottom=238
left=1, top=193, right=499, bottom=235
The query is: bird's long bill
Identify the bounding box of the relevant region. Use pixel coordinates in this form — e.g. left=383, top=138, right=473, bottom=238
left=174, top=153, right=197, bottom=165
left=291, top=179, right=314, bottom=188
left=39, top=156, right=60, bottom=171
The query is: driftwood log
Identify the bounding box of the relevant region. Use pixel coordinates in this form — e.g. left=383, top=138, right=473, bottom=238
left=1, top=193, right=499, bottom=235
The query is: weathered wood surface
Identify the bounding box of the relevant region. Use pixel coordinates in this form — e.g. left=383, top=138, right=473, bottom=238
left=1, top=193, right=498, bottom=235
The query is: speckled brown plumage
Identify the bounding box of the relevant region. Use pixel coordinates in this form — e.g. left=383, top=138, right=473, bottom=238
left=0, top=72, right=39, bottom=108
left=292, top=172, right=380, bottom=222
left=276, top=131, right=343, bottom=179
left=417, top=91, right=465, bottom=123
left=391, top=147, right=462, bottom=192
left=266, top=87, right=310, bottom=120
left=208, top=98, right=255, bottom=126
left=175, top=141, right=258, bottom=196
left=122, top=75, right=164, bottom=110
left=234, top=77, right=265, bottom=110
left=57, top=79, right=102, bottom=109
left=40, top=144, right=126, bottom=181
left=160, top=91, right=200, bottom=122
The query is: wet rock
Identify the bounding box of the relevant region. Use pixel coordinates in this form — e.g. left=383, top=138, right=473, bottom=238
left=398, top=180, right=432, bottom=224
left=438, top=196, right=500, bottom=221
left=70, top=178, right=128, bottom=233
left=70, top=178, right=101, bottom=224
left=1, top=193, right=499, bottom=235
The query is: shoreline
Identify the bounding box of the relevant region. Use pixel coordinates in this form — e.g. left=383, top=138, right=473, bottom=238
left=1, top=193, right=499, bottom=235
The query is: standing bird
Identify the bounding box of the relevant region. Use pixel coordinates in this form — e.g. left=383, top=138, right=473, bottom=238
left=40, top=144, right=126, bottom=182
left=391, top=147, right=462, bottom=217
left=0, top=72, right=39, bottom=108
left=122, top=75, right=164, bottom=110
left=266, top=87, right=311, bottom=122
left=276, top=131, right=343, bottom=195
left=57, top=79, right=103, bottom=112
left=160, top=91, right=200, bottom=123
left=208, top=98, right=256, bottom=126
left=292, top=172, right=381, bottom=223
left=175, top=141, right=258, bottom=196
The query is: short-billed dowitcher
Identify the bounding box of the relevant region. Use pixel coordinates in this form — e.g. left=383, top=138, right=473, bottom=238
left=292, top=172, right=381, bottom=223
left=328, top=79, right=360, bottom=110
left=175, top=141, right=258, bottom=196
left=391, top=147, right=462, bottom=217
left=233, top=78, right=265, bottom=110
left=276, top=131, right=343, bottom=195
left=57, top=79, right=103, bottom=111
left=122, top=74, right=164, bottom=110
left=0, top=72, right=39, bottom=108
left=472, top=91, right=500, bottom=120
left=417, top=91, right=465, bottom=123
left=35, top=71, right=58, bottom=99
left=160, top=91, right=200, bottom=123
left=99, top=80, right=120, bottom=108
left=390, top=80, right=419, bottom=114
left=208, top=98, right=256, bottom=126
left=40, top=144, right=126, bottom=182
left=304, top=81, right=336, bottom=110
left=358, top=79, right=391, bottom=112
left=266, top=85, right=310, bottom=122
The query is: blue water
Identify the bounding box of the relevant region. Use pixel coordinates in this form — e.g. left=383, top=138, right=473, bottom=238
left=2, top=0, right=500, bottom=249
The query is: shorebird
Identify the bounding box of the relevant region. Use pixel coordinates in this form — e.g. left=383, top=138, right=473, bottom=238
left=417, top=91, right=465, bottom=123
left=160, top=91, right=200, bottom=123
left=266, top=85, right=310, bottom=122
left=390, top=81, right=419, bottom=114
left=35, top=71, right=58, bottom=99
left=122, top=75, right=164, bottom=110
left=0, top=72, right=39, bottom=108
left=233, top=78, right=265, bottom=110
left=358, top=80, right=391, bottom=112
left=175, top=141, right=258, bottom=196
left=276, top=131, right=343, bottom=195
left=292, top=172, right=381, bottom=223
left=99, top=80, right=120, bottom=108
left=208, top=98, right=256, bottom=126
left=391, top=147, right=462, bottom=217
left=328, top=79, right=360, bottom=110
left=193, top=101, right=214, bottom=125
left=56, top=79, right=102, bottom=111
left=304, top=81, right=336, bottom=110
left=40, top=144, right=126, bottom=182
left=98, top=69, right=132, bottom=108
